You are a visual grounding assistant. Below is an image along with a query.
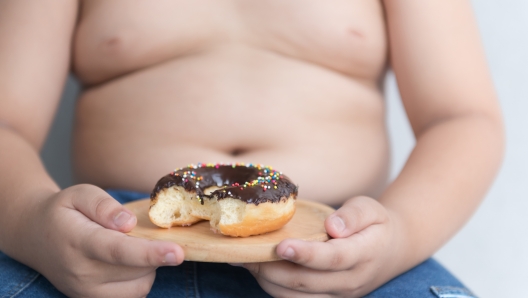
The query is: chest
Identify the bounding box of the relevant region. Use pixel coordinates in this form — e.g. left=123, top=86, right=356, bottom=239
left=74, top=0, right=387, bottom=85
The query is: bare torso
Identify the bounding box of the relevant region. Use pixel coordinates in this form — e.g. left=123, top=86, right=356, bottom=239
left=72, top=0, right=389, bottom=205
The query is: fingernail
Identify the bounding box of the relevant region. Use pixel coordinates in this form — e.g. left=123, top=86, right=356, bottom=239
left=330, top=215, right=345, bottom=233
left=282, top=247, right=295, bottom=260
left=114, top=211, right=132, bottom=227
left=163, top=252, right=178, bottom=265
left=228, top=263, right=243, bottom=267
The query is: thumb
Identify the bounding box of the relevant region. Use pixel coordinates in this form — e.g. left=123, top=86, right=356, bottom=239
left=70, top=185, right=137, bottom=232
left=325, top=196, right=388, bottom=238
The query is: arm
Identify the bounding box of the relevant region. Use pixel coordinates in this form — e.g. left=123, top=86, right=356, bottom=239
left=0, top=1, right=184, bottom=297
left=380, top=0, right=504, bottom=266
left=0, top=0, right=76, bottom=254
left=241, top=1, right=504, bottom=296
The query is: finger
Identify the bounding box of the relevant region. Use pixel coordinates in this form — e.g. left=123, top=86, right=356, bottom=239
left=325, top=196, right=387, bottom=238
left=96, top=263, right=157, bottom=284
left=275, top=238, right=367, bottom=271
left=245, top=262, right=315, bottom=294
left=97, top=270, right=156, bottom=298
left=82, top=228, right=184, bottom=267
left=61, top=270, right=156, bottom=298
left=254, top=276, right=332, bottom=298
left=70, top=186, right=137, bottom=232
left=244, top=261, right=349, bottom=295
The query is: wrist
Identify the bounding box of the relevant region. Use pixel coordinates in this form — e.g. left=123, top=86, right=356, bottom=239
left=0, top=186, right=59, bottom=256
left=383, top=205, right=415, bottom=276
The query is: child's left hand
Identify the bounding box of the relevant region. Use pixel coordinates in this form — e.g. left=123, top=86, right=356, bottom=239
left=241, top=196, right=406, bottom=297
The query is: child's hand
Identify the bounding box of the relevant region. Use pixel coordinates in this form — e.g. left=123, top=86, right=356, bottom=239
left=22, top=184, right=184, bottom=297
left=242, top=196, right=406, bottom=297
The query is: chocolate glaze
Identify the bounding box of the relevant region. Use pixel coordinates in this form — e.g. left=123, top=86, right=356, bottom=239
left=150, top=164, right=298, bottom=205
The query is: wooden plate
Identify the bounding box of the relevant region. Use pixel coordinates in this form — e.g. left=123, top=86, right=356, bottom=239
left=124, top=199, right=334, bottom=263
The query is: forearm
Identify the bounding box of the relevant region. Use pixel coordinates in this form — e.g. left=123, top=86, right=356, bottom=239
left=379, top=113, right=504, bottom=269
left=0, top=125, right=59, bottom=255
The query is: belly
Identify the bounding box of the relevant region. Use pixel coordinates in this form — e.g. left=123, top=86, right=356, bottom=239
left=73, top=45, right=389, bottom=205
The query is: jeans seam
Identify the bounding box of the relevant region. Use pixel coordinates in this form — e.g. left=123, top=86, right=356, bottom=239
left=184, top=262, right=197, bottom=298
left=433, top=295, right=474, bottom=298
left=184, top=263, right=189, bottom=298
left=193, top=262, right=201, bottom=298
left=430, top=286, right=477, bottom=298
left=3, top=272, right=39, bottom=298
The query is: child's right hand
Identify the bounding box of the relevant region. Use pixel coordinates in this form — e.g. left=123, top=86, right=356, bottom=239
left=18, top=184, right=184, bottom=297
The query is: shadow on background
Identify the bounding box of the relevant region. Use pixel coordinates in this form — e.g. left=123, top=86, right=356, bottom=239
left=40, top=75, right=80, bottom=188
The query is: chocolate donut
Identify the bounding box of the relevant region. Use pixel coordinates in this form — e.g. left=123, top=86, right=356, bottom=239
left=149, top=163, right=298, bottom=237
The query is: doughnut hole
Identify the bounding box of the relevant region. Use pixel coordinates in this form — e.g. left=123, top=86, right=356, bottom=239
left=204, top=186, right=221, bottom=195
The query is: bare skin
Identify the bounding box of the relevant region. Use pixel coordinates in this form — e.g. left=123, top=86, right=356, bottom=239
left=0, top=0, right=504, bottom=297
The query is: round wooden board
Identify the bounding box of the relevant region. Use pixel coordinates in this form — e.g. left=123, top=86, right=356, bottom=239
left=124, top=199, right=334, bottom=263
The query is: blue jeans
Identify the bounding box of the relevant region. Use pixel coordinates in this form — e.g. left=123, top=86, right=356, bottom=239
left=0, top=190, right=477, bottom=298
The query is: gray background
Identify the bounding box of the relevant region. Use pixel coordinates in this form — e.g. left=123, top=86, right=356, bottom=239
left=41, top=1, right=527, bottom=296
